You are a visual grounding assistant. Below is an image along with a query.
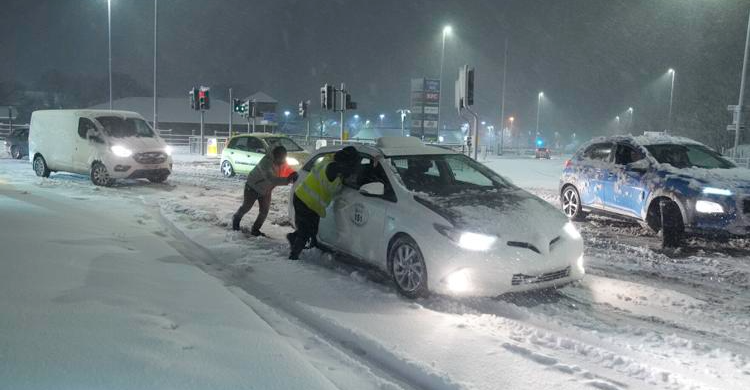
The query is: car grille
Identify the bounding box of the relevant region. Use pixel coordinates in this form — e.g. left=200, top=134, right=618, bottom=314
left=511, top=267, right=571, bottom=286
left=507, top=236, right=562, bottom=254
left=133, top=152, right=167, bottom=164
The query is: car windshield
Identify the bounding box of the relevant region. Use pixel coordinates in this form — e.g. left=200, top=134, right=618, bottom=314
left=95, top=116, right=155, bottom=138
left=644, top=143, right=735, bottom=169
left=390, top=154, right=513, bottom=195
left=264, top=137, right=304, bottom=152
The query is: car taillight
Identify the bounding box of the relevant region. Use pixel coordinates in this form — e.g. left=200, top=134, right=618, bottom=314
left=564, top=159, right=572, bottom=168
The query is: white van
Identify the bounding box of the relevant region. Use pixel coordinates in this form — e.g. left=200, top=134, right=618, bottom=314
left=29, top=110, right=173, bottom=186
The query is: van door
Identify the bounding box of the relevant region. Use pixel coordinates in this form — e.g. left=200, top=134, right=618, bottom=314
left=72, top=118, right=98, bottom=173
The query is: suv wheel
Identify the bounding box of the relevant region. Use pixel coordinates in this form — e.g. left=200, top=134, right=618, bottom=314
left=659, top=200, right=684, bottom=248
left=561, top=186, right=586, bottom=221
left=33, top=155, right=51, bottom=178
left=91, top=162, right=113, bottom=186
left=389, top=236, right=429, bottom=299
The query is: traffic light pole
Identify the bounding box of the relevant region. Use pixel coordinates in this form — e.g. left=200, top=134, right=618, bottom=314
left=200, top=109, right=205, bottom=156
left=306, top=119, right=311, bottom=144
left=228, top=88, right=233, bottom=134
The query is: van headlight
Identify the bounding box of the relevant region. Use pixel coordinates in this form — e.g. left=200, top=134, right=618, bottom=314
left=164, top=145, right=173, bottom=156
left=696, top=200, right=724, bottom=214
left=111, top=145, right=133, bottom=158
left=286, top=156, right=300, bottom=166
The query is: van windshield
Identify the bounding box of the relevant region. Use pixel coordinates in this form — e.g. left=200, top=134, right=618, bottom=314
left=96, top=116, right=155, bottom=138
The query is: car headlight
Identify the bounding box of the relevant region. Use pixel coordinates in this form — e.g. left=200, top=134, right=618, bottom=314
left=563, top=222, right=582, bottom=240
left=164, top=145, right=173, bottom=156
left=576, top=255, right=585, bottom=273
left=445, top=269, right=472, bottom=293
left=696, top=200, right=724, bottom=214
left=434, top=224, right=497, bottom=251
left=702, top=187, right=732, bottom=196
left=111, top=145, right=133, bottom=158
left=286, top=156, right=300, bottom=166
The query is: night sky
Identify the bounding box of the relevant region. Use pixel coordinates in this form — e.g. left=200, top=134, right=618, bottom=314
left=1, top=0, right=749, bottom=144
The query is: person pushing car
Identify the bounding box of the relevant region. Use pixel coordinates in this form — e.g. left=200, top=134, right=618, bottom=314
left=233, top=145, right=298, bottom=236
left=287, top=146, right=361, bottom=260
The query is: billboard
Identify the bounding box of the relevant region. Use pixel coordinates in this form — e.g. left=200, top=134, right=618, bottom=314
left=410, top=78, right=440, bottom=139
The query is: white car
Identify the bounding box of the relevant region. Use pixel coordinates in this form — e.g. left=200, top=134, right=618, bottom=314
left=29, top=110, right=172, bottom=186
left=289, top=137, right=585, bottom=298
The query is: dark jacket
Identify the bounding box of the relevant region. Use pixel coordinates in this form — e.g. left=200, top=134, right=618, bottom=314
left=246, top=155, right=289, bottom=194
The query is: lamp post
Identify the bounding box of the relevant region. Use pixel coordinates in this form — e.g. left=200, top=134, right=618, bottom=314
left=437, top=25, right=452, bottom=134
left=153, top=0, right=158, bottom=133
left=536, top=92, right=544, bottom=135
left=508, top=116, right=515, bottom=154
left=615, top=116, right=621, bottom=134
left=107, top=0, right=112, bottom=109
left=397, top=109, right=411, bottom=136
left=627, top=107, right=634, bottom=133
left=379, top=114, right=385, bottom=127
left=667, top=68, right=675, bottom=133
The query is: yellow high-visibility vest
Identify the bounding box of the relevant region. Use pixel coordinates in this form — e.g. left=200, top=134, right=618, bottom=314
left=295, top=157, right=342, bottom=217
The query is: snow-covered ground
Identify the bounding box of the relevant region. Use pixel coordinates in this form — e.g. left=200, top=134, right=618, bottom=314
left=2, top=151, right=749, bottom=389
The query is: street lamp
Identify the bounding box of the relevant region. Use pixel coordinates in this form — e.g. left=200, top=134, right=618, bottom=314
left=536, top=92, right=544, bottom=134
left=627, top=107, right=634, bottom=132
left=397, top=109, right=411, bottom=137
left=379, top=113, right=385, bottom=127
left=437, top=25, right=452, bottom=134
left=284, top=110, right=291, bottom=118
left=353, top=114, right=360, bottom=120
left=667, top=68, right=676, bottom=133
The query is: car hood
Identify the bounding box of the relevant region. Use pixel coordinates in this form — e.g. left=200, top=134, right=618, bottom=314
left=109, top=136, right=166, bottom=152
left=657, top=165, right=750, bottom=193
left=415, top=189, right=569, bottom=244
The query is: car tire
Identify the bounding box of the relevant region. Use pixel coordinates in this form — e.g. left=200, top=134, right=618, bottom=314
left=389, top=235, right=429, bottom=299
left=659, top=200, right=684, bottom=248
left=148, top=174, right=169, bottom=183
left=561, top=185, right=586, bottom=221
left=33, top=155, right=51, bottom=178
left=90, top=162, right=113, bottom=187
left=221, top=160, right=235, bottom=177
left=11, top=146, right=21, bottom=159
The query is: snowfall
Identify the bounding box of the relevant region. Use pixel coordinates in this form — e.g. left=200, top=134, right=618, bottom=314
left=1, top=147, right=749, bottom=390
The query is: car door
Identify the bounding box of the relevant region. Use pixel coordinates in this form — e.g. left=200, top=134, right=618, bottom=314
left=578, top=142, right=613, bottom=209
left=328, top=155, right=391, bottom=263
left=230, top=137, right=251, bottom=173
left=72, top=118, right=98, bottom=173
left=245, top=137, right=267, bottom=169
left=608, top=143, right=649, bottom=217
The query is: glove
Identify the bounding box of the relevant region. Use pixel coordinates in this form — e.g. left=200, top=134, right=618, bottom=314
left=288, top=171, right=299, bottom=183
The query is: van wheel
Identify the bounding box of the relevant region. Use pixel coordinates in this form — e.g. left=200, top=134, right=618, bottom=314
left=33, top=155, right=51, bottom=178
left=11, top=146, right=22, bottom=159
left=389, top=236, right=429, bottom=299
left=221, top=160, right=235, bottom=177
left=91, top=162, right=113, bottom=187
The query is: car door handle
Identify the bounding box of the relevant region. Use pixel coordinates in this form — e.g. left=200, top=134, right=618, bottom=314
left=230, top=152, right=234, bottom=155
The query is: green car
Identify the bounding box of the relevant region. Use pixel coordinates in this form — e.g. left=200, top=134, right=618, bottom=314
left=220, top=133, right=311, bottom=177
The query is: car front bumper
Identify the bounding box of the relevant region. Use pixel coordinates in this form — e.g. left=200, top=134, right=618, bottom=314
left=685, top=195, right=750, bottom=237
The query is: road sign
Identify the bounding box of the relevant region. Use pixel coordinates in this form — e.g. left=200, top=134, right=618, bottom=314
left=263, top=112, right=276, bottom=122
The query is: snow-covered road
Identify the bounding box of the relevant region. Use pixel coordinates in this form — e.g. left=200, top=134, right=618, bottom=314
left=2, top=153, right=749, bottom=390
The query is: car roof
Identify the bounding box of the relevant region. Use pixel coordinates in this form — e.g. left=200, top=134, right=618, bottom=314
left=581, top=134, right=704, bottom=151
left=311, top=137, right=459, bottom=158
left=34, top=109, right=145, bottom=119
left=231, top=133, right=291, bottom=139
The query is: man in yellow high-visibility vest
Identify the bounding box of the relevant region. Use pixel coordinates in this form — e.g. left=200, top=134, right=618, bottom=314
left=287, top=146, right=360, bottom=260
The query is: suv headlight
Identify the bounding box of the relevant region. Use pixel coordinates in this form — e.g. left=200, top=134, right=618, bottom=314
left=434, top=224, right=497, bottom=251
left=696, top=200, right=724, bottom=214
left=111, top=145, right=133, bottom=158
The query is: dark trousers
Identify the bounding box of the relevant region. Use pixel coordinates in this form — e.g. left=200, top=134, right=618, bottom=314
left=233, top=184, right=271, bottom=232
left=289, top=194, right=320, bottom=258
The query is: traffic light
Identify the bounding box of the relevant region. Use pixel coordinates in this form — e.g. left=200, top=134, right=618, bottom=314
left=321, top=84, right=333, bottom=110
left=189, top=87, right=199, bottom=110
left=233, top=99, right=244, bottom=114
left=298, top=100, right=308, bottom=118
left=198, top=87, right=210, bottom=110
left=345, top=93, right=357, bottom=110
left=466, top=68, right=475, bottom=107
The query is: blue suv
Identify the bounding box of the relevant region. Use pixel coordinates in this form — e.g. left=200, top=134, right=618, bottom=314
left=560, top=134, right=750, bottom=246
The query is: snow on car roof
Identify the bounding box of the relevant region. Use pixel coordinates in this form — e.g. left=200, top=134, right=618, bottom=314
left=376, top=136, right=458, bottom=156
left=632, top=132, right=702, bottom=146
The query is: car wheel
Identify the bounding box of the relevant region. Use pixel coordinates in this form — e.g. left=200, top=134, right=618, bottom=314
left=33, top=155, right=51, bottom=178
left=91, top=162, right=113, bottom=187
left=389, top=236, right=429, bottom=299
left=561, top=186, right=586, bottom=221
left=221, top=160, right=235, bottom=177
left=659, top=200, right=684, bottom=248
left=11, top=146, right=21, bottom=159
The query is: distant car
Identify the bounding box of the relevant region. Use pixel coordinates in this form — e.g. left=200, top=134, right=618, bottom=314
left=29, top=110, right=173, bottom=186
left=4, top=127, right=29, bottom=159
left=290, top=137, right=584, bottom=298
left=535, top=147, right=551, bottom=159
left=560, top=134, right=750, bottom=246
left=220, top=133, right=310, bottom=177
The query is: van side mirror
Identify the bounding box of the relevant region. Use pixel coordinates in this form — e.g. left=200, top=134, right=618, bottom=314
left=359, top=182, right=385, bottom=197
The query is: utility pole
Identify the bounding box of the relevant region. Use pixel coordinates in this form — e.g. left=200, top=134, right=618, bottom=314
left=199, top=110, right=205, bottom=155
left=107, top=0, right=113, bottom=109
left=499, top=37, right=508, bottom=155
left=153, top=0, right=158, bottom=134
left=397, top=109, right=410, bottom=137
left=668, top=69, right=676, bottom=133
left=228, top=88, right=233, bottom=134
left=252, top=100, right=257, bottom=133
left=733, top=10, right=750, bottom=158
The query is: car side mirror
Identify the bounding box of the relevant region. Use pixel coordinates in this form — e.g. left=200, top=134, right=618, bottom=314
left=359, top=182, right=385, bottom=197
left=626, top=160, right=649, bottom=173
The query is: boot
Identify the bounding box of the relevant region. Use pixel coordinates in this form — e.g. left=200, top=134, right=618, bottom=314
left=232, top=215, right=241, bottom=231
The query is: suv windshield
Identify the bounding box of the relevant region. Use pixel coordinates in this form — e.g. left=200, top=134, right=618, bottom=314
left=390, top=154, right=513, bottom=195
left=265, top=137, right=304, bottom=152
left=95, top=116, right=155, bottom=138
left=644, top=143, right=735, bottom=169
